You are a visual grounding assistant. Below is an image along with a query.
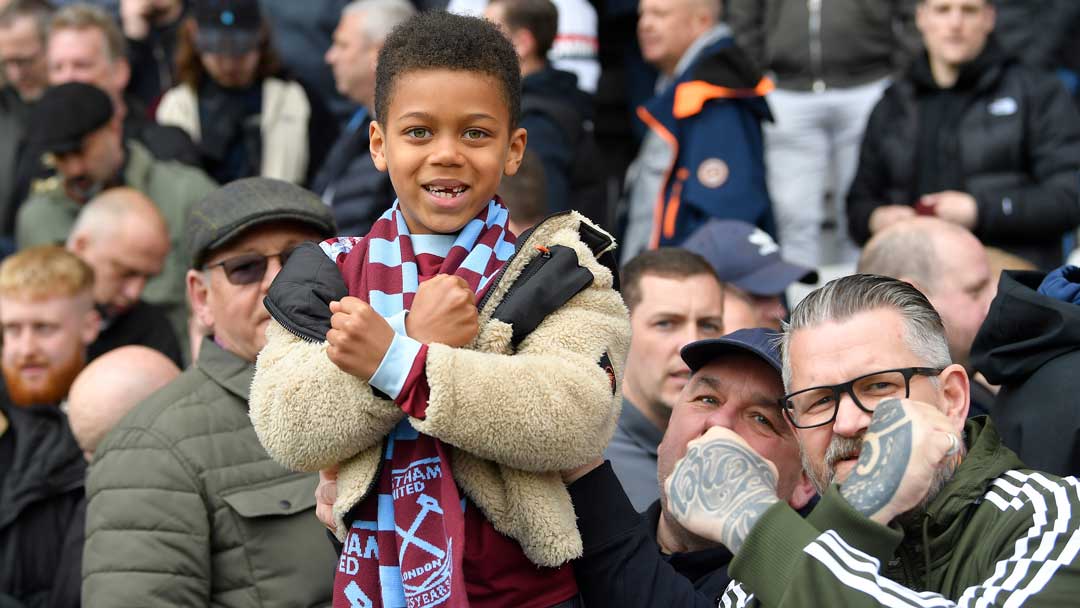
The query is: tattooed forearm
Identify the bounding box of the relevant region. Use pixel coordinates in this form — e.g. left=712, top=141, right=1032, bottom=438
left=668, top=439, right=778, bottom=553
left=840, top=399, right=912, bottom=519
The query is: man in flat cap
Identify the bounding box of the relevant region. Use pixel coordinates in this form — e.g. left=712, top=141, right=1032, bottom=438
left=15, top=81, right=217, bottom=361
left=83, top=177, right=338, bottom=607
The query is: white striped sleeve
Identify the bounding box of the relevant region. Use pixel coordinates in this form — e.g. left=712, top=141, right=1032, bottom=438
left=793, top=471, right=1080, bottom=607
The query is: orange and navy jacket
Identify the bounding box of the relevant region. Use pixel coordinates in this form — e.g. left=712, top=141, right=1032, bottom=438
left=638, top=37, right=777, bottom=248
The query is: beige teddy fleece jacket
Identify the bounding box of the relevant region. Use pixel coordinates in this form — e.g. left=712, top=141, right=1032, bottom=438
left=249, top=212, right=630, bottom=567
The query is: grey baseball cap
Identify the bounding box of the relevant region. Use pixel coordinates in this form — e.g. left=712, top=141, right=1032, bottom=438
left=187, top=177, right=337, bottom=268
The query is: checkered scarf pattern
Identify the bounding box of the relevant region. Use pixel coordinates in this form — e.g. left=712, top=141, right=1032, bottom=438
left=323, top=199, right=514, bottom=608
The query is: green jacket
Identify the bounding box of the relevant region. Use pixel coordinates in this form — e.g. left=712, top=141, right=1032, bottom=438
left=82, top=338, right=335, bottom=607
left=721, top=417, right=1080, bottom=607
left=15, top=141, right=217, bottom=360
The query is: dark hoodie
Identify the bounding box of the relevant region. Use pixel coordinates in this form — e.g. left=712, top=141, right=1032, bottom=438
left=970, top=270, right=1080, bottom=476
left=521, top=66, right=595, bottom=214
left=0, top=399, right=85, bottom=608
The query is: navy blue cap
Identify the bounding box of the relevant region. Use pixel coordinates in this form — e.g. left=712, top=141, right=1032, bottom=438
left=681, top=328, right=782, bottom=375
left=193, top=0, right=260, bottom=54
left=683, top=219, right=817, bottom=296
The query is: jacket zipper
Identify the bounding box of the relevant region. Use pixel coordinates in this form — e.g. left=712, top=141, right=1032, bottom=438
left=475, top=211, right=573, bottom=313
left=264, top=296, right=321, bottom=343
left=808, top=0, right=826, bottom=92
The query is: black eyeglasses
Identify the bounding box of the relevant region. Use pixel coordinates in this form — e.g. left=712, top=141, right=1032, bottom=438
left=203, top=246, right=298, bottom=285
left=781, top=367, right=945, bottom=429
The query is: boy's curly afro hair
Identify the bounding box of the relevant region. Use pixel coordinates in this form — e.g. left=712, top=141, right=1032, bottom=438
left=374, top=11, right=522, bottom=128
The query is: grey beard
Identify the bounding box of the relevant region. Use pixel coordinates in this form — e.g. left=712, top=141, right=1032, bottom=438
left=802, top=434, right=864, bottom=495
left=801, top=433, right=965, bottom=525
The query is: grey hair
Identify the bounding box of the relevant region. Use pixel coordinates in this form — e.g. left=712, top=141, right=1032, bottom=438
left=0, top=0, right=54, bottom=41
left=343, top=0, right=416, bottom=44
left=780, top=274, right=952, bottom=389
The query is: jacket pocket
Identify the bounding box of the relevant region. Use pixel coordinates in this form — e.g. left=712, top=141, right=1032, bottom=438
left=221, top=474, right=319, bottom=517
left=492, top=244, right=594, bottom=350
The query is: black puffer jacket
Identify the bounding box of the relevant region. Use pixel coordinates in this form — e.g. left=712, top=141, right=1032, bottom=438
left=847, top=41, right=1080, bottom=268
left=970, top=270, right=1080, bottom=477
left=0, top=400, right=85, bottom=608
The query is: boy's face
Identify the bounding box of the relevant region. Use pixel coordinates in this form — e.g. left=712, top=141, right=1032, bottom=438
left=369, top=68, right=527, bottom=235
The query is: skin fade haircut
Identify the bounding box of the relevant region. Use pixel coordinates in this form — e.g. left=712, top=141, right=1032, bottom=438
left=372, top=11, right=522, bottom=128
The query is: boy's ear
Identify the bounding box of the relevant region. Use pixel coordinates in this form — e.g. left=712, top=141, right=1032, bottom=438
left=503, top=127, right=527, bottom=177
left=369, top=120, right=388, bottom=172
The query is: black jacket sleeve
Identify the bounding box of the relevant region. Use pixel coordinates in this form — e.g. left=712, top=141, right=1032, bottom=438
left=970, top=73, right=1080, bottom=243
left=569, top=462, right=720, bottom=608
left=846, top=101, right=895, bottom=244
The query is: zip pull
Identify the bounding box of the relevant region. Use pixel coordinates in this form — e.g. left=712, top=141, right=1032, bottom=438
left=534, top=245, right=551, bottom=258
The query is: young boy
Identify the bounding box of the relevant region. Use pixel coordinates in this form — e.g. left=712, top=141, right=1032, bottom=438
left=249, top=11, right=629, bottom=608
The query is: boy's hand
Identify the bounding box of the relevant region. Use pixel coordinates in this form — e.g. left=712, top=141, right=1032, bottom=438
left=326, top=297, right=395, bottom=380
left=405, top=275, right=479, bottom=347
left=316, top=466, right=339, bottom=533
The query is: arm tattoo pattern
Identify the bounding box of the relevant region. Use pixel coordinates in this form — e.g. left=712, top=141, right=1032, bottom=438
left=840, top=398, right=913, bottom=518
left=668, top=439, right=778, bottom=552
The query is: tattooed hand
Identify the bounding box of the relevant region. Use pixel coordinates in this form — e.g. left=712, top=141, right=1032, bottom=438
left=664, top=427, right=779, bottom=553
left=839, top=398, right=962, bottom=526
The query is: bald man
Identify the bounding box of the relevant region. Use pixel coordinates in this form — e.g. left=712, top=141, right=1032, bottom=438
left=67, top=187, right=182, bottom=366
left=67, top=345, right=180, bottom=461
left=858, top=216, right=996, bottom=414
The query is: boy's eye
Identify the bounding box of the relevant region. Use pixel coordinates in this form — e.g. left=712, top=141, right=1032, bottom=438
left=405, top=127, right=431, bottom=139
left=463, top=129, right=488, bottom=140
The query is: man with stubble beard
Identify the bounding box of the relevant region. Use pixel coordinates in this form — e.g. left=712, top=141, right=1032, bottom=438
left=0, top=245, right=99, bottom=607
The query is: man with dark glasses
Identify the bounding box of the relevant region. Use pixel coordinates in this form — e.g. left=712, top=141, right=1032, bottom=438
left=83, top=178, right=339, bottom=606
left=666, top=274, right=1080, bottom=607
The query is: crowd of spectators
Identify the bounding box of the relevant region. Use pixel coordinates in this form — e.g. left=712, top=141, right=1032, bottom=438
left=2, top=0, right=1080, bottom=606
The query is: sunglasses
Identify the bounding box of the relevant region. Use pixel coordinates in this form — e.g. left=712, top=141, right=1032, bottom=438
left=204, top=246, right=299, bottom=285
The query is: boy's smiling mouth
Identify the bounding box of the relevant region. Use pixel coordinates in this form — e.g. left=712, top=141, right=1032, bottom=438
left=423, top=180, right=470, bottom=200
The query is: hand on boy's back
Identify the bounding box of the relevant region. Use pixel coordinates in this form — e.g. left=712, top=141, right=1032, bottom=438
left=327, top=297, right=396, bottom=380
left=405, top=275, right=479, bottom=347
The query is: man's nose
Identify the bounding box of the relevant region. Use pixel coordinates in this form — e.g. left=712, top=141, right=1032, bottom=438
left=832, top=392, right=872, bottom=438
left=704, top=402, right=736, bottom=431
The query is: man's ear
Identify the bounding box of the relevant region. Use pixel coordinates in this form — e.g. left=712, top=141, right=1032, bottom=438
left=113, top=58, right=132, bottom=92
left=939, top=363, right=971, bottom=431
left=80, top=306, right=101, bottom=347
left=186, top=269, right=214, bottom=331
left=503, top=127, right=527, bottom=176
left=369, top=120, right=388, bottom=172
left=68, top=233, right=90, bottom=255
left=787, top=471, right=817, bottom=511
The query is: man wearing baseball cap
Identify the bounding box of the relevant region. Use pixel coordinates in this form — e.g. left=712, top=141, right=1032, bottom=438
left=684, top=219, right=818, bottom=330
left=82, top=178, right=338, bottom=607
left=565, top=328, right=815, bottom=608
left=15, top=81, right=218, bottom=359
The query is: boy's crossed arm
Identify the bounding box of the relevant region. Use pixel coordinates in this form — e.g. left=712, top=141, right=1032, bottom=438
left=325, top=263, right=628, bottom=473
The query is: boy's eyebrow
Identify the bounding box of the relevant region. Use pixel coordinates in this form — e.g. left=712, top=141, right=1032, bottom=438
left=397, top=111, right=500, bottom=123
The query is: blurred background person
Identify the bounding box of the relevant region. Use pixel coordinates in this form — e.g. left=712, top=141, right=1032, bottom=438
left=609, top=248, right=725, bottom=510
left=17, top=82, right=217, bottom=362
left=158, top=0, right=311, bottom=184
left=48, top=2, right=199, bottom=166
left=972, top=264, right=1080, bottom=477
left=497, top=149, right=549, bottom=235
left=683, top=219, right=818, bottom=330
left=0, top=245, right=99, bottom=608
left=847, top=0, right=1080, bottom=269
left=858, top=216, right=996, bottom=415
left=486, top=0, right=604, bottom=221
left=0, top=0, right=52, bottom=251
left=119, top=0, right=185, bottom=108
left=312, top=0, right=412, bottom=236
left=67, top=344, right=180, bottom=461
left=66, top=187, right=182, bottom=366
left=727, top=0, right=919, bottom=268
